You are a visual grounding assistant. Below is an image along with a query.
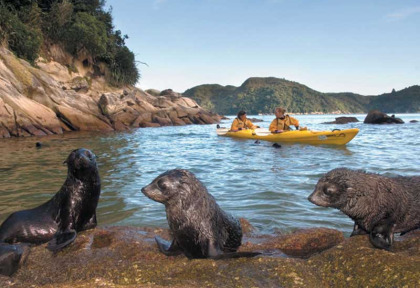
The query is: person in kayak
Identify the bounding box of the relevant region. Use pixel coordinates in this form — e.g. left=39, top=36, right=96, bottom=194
left=269, top=107, right=299, bottom=133
left=230, top=110, right=259, bottom=131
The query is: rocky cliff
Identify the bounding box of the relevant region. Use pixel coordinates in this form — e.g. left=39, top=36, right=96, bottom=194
left=0, top=47, right=220, bottom=138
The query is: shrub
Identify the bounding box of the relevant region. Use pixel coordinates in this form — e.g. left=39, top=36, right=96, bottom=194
left=0, top=3, right=42, bottom=63
left=107, top=46, right=139, bottom=86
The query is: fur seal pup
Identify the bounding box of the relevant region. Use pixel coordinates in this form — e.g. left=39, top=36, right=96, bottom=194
left=308, top=168, right=420, bottom=249
left=0, top=148, right=101, bottom=252
left=141, top=169, right=259, bottom=259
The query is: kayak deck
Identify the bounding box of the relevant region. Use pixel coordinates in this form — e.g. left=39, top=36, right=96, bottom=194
left=217, top=128, right=359, bottom=145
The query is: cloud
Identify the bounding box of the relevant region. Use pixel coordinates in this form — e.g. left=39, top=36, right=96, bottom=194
left=386, top=6, right=420, bottom=21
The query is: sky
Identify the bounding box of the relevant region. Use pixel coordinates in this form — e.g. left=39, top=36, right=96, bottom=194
left=107, top=0, right=420, bottom=95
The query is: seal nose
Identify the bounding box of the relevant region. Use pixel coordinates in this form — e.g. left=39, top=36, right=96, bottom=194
left=307, top=193, right=315, bottom=204
left=141, top=187, right=147, bottom=195
left=74, top=149, right=95, bottom=161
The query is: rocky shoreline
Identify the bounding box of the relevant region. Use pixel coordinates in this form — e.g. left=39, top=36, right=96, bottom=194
left=0, top=47, right=220, bottom=139
left=1, top=225, right=419, bottom=287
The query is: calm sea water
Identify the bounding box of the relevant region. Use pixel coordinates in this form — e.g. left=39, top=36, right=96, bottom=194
left=1, top=114, right=419, bottom=236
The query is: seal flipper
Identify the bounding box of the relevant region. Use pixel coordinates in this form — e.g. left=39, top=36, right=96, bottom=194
left=47, top=229, right=77, bottom=252
left=0, top=243, right=30, bottom=276
left=208, top=242, right=260, bottom=259
left=350, top=223, right=368, bottom=236
left=155, top=236, right=182, bottom=256
left=82, top=214, right=97, bottom=231
left=369, top=221, right=396, bottom=250
left=210, top=251, right=261, bottom=260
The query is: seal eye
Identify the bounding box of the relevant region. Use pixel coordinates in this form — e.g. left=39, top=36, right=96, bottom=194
left=157, top=179, right=169, bottom=191
left=83, top=150, right=96, bottom=161
left=324, top=185, right=337, bottom=195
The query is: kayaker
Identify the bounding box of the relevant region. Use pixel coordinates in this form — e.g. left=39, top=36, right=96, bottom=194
left=269, top=107, right=299, bottom=133
left=230, top=110, right=259, bottom=131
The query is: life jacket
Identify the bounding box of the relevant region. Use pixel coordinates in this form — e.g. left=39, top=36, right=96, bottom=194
left=275, top=115, right=292, bottom=131
left=236, top=118, right=252, bottom=129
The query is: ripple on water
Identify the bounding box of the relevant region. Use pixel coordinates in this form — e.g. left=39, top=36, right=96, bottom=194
left=0, top=114, right=419, bottom=235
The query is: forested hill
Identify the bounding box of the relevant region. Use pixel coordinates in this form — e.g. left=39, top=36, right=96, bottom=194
left=183, top=77, right=419, bottom=114
left=367, top=86, right=420, bottom=113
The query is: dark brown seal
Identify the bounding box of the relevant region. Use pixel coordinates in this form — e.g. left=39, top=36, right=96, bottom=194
left=308, top=168, right=420, bottom=249
left=141, top=169, right=259, bottom=259
left=0, top=148, right=101, bottom=253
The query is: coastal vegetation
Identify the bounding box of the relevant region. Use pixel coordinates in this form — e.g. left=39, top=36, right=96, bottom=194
left=184, top=77, right=420, bottom=114
left=0, top=0, right=139, bottom=86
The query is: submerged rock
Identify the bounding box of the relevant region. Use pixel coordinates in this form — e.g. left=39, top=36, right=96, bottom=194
left=1, top=226, right=418, bottom=287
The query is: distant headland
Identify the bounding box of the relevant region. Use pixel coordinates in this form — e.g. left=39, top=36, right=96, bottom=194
left=183, top=77, right=420, bottom=115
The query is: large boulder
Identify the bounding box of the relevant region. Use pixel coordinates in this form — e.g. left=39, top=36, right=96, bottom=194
left=159, top=88, right=180, bottom=97
left=132, top=112, right=153, bottom=127
left=69, top=76, right=89, bottom=92
left=0, top=98, right=16, bottom=138
left=0, top=83, right=63, bottom=136
left=364, top=110, right=404, bottom=124
left=56, top=106, right=113, bottom=131
left=145, top=89, right=160, bottom=96
left=174, top=96, right=200, bottom=108
left=153, top=115, right=172, bottom=126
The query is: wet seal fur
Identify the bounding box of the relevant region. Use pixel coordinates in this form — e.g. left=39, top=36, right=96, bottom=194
left=0, top=243, right=30, bottom=276
left=308, top=168, right=420, bottom=249
left=141, top=169, right=259, bottom=259
left=0, top=148, right=101, bottom=253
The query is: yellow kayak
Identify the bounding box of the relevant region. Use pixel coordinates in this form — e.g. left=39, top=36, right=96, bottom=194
left=217, top=128, right=359, bottom=145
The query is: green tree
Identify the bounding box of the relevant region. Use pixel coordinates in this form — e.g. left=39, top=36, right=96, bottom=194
left=72, top=0, right=104, bottom=14
left=43, top=0, right=73, bottom=40
left=64, top=12, right=107, bottom=58
left=0, top=2, right=42, bottom=63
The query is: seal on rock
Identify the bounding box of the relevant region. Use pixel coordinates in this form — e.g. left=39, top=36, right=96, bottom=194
left=0, top=148, right=101, bottom=252
left=141, top=169, right=259, bottom=259
left=308, top=168, right=420, bottom=249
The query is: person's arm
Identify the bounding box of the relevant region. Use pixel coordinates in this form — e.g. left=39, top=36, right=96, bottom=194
left=291, top=117, right=300, bottom=129
left=247, top=120, right=259, bottom=129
